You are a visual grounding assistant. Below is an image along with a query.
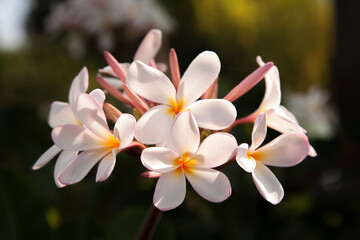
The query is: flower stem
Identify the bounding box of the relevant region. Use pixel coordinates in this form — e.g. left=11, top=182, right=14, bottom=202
left=137, top=204, right=162, bottom=240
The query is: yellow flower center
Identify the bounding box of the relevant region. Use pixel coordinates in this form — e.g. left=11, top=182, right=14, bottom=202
left=106, top=135, right=121, bottom=149
left=174, top=153, right=198, bottom=174
left=168, top=99, right=185, bottom=119
left=247, top=151, right=261, bottom=161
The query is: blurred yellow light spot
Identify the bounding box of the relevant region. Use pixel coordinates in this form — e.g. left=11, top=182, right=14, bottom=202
left=46, top=207, right=60, bottom=230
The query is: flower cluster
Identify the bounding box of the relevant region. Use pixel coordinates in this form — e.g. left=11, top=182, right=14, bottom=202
left=34, top=29, right=315, bottom=211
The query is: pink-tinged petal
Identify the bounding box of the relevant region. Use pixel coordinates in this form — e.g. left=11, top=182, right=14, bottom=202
left=135, top=105, right=173, bottom=144
left=266, top=108, right=305, bottom=134
left=134, top=29, right=162, bottom=64
left=89, top=88, right=106, bottom=106
left=169, top=48, right=180, bottom=90
left=101, top=77, right=124, bottom=90
left=255, top=132, right=310, bottom=167
left=186, top=168, right=231, bottom=203
left=256, top=57, right=281, bottom=110
left=68, top=67, right=89, bottom=112
left=127, top=61, right=176, bottom=105
left=195, top=133, right=237, bottom=168
left=141, top=147, right=180, bottom=173
left=171, top=111, right=200, bottom=157
left=103, top=103, right=122, bottom=123
left=96, top=149, right=117, bottom=182
left=153, top=171, right=186, bottom=211
left=251, top=113, right=267, bottom=151
left=96, top=75, right=134, bottom=107
left=104, top=51, right=126, bottom=82
left=54, top=150, right=77, bottom=188
left=52, top=125, right=108, bottom=151
left=32, top=144, right=61, bottom=170
left=236, top=143, right=256, bottom=173
left=308, top=145, right=317, bottom=157
left=113, top=113, right=136, bottom=149
left=48, top=101, right=80, bottom=128
left=76, top=93, right=113, bottom=140
left=202, top=78, right=218, bottom=99
left=252, top=162, right=284, bottom=204
left=141, top=171, right=162, bottom=178
left=59, top=149, right=110, bottom=185
left=122, top=84, right=149, bottom=115
left=223, top=62, right=274, bottom=102
left=189, top=99, right=237, bottom=130
left=177, top=51, right=220, bottom=105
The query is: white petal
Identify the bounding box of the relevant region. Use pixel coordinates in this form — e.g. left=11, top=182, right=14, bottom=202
left=68, top=67, right=89, bottom=112
left=54, top=150, right=77, bottom=188
left=195, top=133, right=237, bottom=168
left=171, top=111, right=199, bottom=156
left=177, top=51, right=221, bottom=105
left=255, top=132, right=310, bottom=167
left=113, top=113, right=136, bottom=149
left=308, top=145, right=317, bottom=157
left=252, top=162, right=284, bottom=204
left=59, top=149, right=109, bottom=185
left=135, top=105, right=173, bottom=144
left=89, top=88, right=106, bottom=106
left=266, top=108, right=305, bottom=134
left=96, top=149, right=117, bottom=182
left=32, top=144, right=61, bottom=170
left=189, top=99, right=237, bottom=130
left=141, top=147, right=180, bottom=173
left=153, top=171, right=186, bottom=211
left=127, top=61, right=176, bottom=105
left=256, top=60, right=281, bottom=111
left=236, top=143, right=256, bottom=173
left=186, top=168, right=231, bottom=203
left=156, top=133, right=177, bottom=152
left=76, top=93, right=113, bottom=140
left=48, top=101, right=80, bottom=128
left=277, top=105, right=300, bottom=124
left=133, top=29, right=162, bottom=64
left=52, top=125, right=108, bottom=151
left=99, top=65, right=116, bottom=77
left=251, top=113, right=267, bottom=151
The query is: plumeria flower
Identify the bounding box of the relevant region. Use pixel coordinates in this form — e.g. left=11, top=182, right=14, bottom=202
left=286, top=86, right=338, bottom=140
left=99, top=29, right=165, bottom=88
left=236, top=113, right=310, bottom=204
left=51, top=92, right=136, bottom=185
left=141, top=111, right=237, bottom=211
left=230, top=56, right=317, bottom=157
left=32, top=67, right=105, bottom=187
left=126, top=50, right=237, bottom=144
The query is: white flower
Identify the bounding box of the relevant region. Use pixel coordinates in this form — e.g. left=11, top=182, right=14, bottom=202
left=126, top=51, right=237, bottom=144
left=236, top=113, right=310, bottom=204
left=234, top=56, right=317, bottom=157
left=99, top=29, right=165, bottom=84
left=32, top=67, right=105, bottom=187
left=286, top=86, right=337, bottom=140
left=141, top=111, right=237, bottom=211
left=51, top=93, right=136, bottom=185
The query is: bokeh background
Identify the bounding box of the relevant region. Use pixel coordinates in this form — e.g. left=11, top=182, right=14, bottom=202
left=1, top=0, right=359, bottom=239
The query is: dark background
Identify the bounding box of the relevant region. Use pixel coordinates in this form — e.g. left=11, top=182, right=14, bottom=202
left=1, top=0, right=359, bottom=239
